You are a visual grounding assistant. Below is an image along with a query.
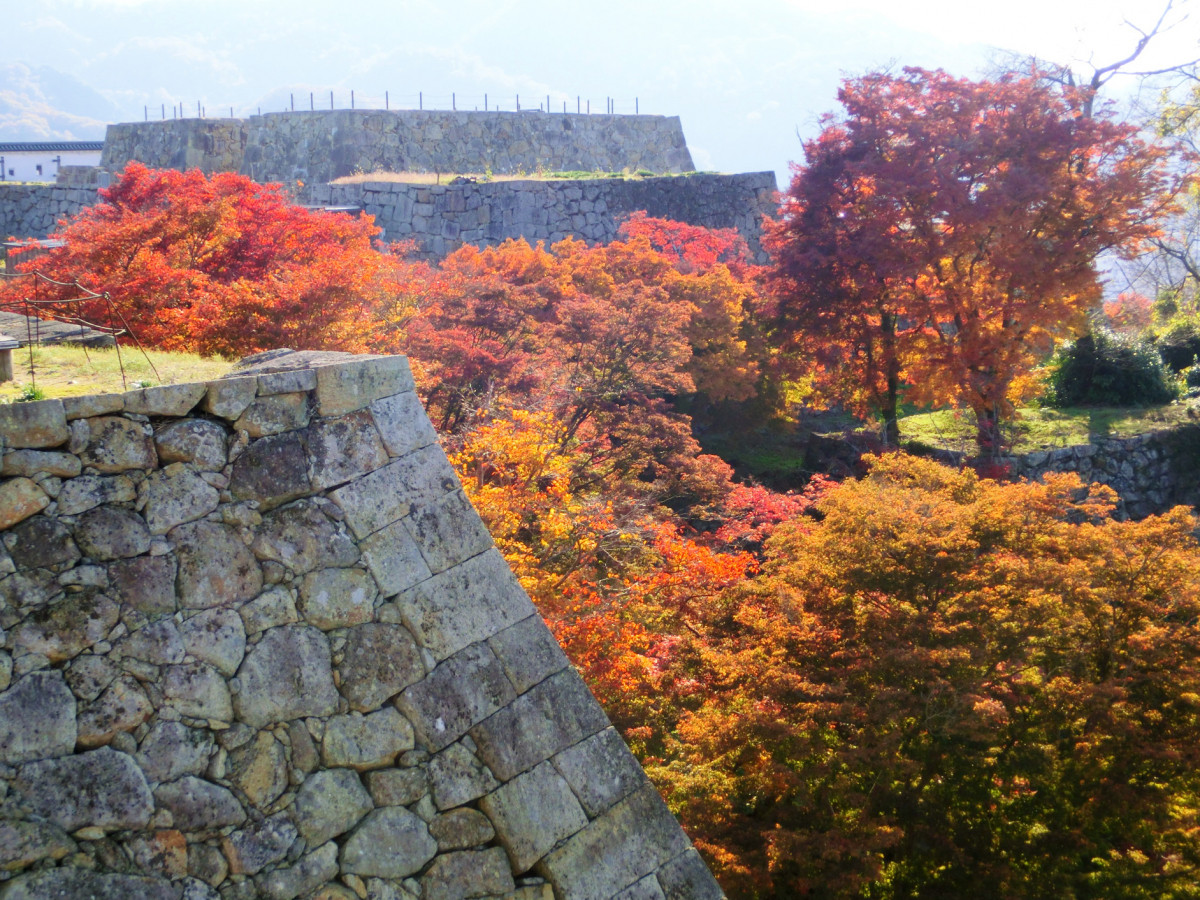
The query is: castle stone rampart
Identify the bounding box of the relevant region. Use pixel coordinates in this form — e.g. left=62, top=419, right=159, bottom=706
left=0, top=352, right=724, bottom=900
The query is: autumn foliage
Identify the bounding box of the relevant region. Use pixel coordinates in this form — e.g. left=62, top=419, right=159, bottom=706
left=0, top=162, right=408, bottom=356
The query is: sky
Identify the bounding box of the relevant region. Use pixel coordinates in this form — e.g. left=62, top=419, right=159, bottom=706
left=2, top=0, right=1198, bottom=186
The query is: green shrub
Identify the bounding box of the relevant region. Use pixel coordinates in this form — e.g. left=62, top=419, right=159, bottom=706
left=1186, top=363, right=1200, bottom=389
left=1045, top=327, right=1178, bottom=407
left=1154, top=314, right=1200, bottom=372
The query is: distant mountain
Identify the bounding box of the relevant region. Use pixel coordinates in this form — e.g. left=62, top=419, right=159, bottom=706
left=0, top=63, right=121, bottom=141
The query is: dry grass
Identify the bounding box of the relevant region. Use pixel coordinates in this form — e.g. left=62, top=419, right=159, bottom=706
left=1, top=345, right=233, bottom=402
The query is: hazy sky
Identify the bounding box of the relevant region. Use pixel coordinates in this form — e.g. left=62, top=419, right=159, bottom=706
left=5, top=0, right=1198, bottom=184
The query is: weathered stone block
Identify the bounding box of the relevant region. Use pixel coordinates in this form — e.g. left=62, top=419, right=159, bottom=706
left=315, top=355, right=414, bottom=417
left=0, top=398, right=68, bottom=449
left=338, top=622, right=425, bottom=712
left=154, top=776, right=246, bottom=830
left=76, top=675, right=153, bottom=748
left=230, top=430, right=312, bottom=510
left=202, top=375, right=257, bottom=420
left=173, top=521, right=263, bottom=609
left=57, top=473, right=136, bottom=516
left=250, top=500, right=359, bottom=574
left=257, top=841, right=339, bottom=900
left=481, top=761, right=589, bottom=872
left=429, top=741, right=500, bottom=811
left=235, top=392, right=311, bottom=438
left=0, top=477, right=50, bottom=530
left=239, top=585, right=300, bottom=634
left=303, top=410, right=390, bottom=490
left=222, top=812, right=298, bottom=876
left=64, top=654, right=119, bottom=702
left=421, top=848, right=515, bottom=900
left=141, top=462, right=221, bottom=534
left=656, top=849, right=726, bottom=900
left=127, top=829, right=188, bottom=879
left=109, top=554, right=177, bottom=620
left=552, top=727, right=648, bottom=818
left=74, top=506, right=152, bottom=560
left=329, top=444, right=458, bottom=539
left=163, top=662, right=233, bottom=721
left=0, top=820, right=77, bottom=872
left=114, top=615, right=186, bottom=667
left=323, top=707, right=415, bottom=771
left=471, top=669, right=610, bottom=782
left=15, top=747, right=154, bottom=831
left=0, top=869, right=180, bottom=900
left=12, top=590, right=119, bottom=662
left=1, top=449, right=81, bottom=478
left=359, top=518, right=432, bottom=598
left=62, top=392, right=124, bottom=420
left=256, top=367, right=317, bottom=396
left=136, top=721, right=215, bottom=783
left=403, top=489, right=494, bottom=575
left=366, top=767, right=429, bottom=807
left=487, top=614, right=569, bottom=695
left=294, top=768, right=374, bottom=846
left=298, top=566, right=377, bottom=629
left=430, top=808, right=495, bottom=851
left=614, top=875, right=667, bottom=900
left=538, top=785, right=691, bottom=900
left=123, top=382, right=206, bottom=417
left=234, top=624, right=340, bottom=726
left=341, top=807, right=438, bottom=878
left=369, top=390, right=438, bottom=458
left=80, top=415, right=157, bottom=472
left=154, top=419, right=228, bottom=471
left=396, top=642, right=516, bottom=753
left=0, top=670, right=76, bottom=764
left=228, top=730, right=288, bottom=808
left=5, top=515, right=78, bottom=570
left=392, top=548, right=536, bottom=662
left=179, top=607, right=246, bottom=676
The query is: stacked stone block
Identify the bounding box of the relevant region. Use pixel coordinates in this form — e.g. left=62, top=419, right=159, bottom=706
left=0, top=185, right=98, bottom=243
left=0, top=353, right=723, bottom=900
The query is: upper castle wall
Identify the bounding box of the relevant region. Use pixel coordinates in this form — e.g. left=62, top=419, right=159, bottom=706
left=101, top=111, right=695, bottom=183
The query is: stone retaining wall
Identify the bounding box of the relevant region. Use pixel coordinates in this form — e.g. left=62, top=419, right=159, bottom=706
left=101, top=111, right=694, bottom=184
left=308, top=172, right=779, bottom=261
left=0, top=352, right=723, bottom=900
left=0, top=185, right=98, bottom=242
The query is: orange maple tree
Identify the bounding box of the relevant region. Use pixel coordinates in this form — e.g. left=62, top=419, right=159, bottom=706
left=768, top=68, right=1176, bottom=449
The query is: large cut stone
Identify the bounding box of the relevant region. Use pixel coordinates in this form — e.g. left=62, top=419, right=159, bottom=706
left=12, top=589, right=119, bottom=662
left=0, top=869, right=180, bottom=900
left=76, top=674, right=153, bottom=748
left=470, top=669, right=610, bottom=782
left=480, top=761, right=589, bottom=872
left=337, top=623, right=424, bottom=712
left=390, top=548, right=536, bottom=662
left=339, top=807, right=437, bottom=878
left=429, top=808, right=495, bottom=852
left=396, top=642, right=515, bottom=753
left=250, top=500, right=358, bottom=574
left=303, top=410, right=389, bottom=490
left=154, top=776, right=246, bottom=830
left=539, top=785, right=691, bottom=900
left=552, top=727, right=648, bottom=818
left=79, top=415, right=157, bottom=472
left=15, top=747, right=154, bottom=831
left=141, top=463, right=220, bottom=534
left=0, top=820, right=76, bottom=872
left=420, top=848, right=515, bottom=900
left=315, top=355, right=415, bottom=417
left=487, top=614, right=569, bottom=694
left=234, top=392, right=311, bottom=438
left=137, top=720, right=215, bottom=783
left=366, top=767, right=429, bottom=808
left=173, top=521, right=263, bottom=609
left=358, top=518, right=431, bottom=598
left=64, top=654, right=120, bottom=702
left=202, top=375, right=257, bottom=421
left=257, top=841, right=339, bottom=900
left=655, top=849, right=726, bottom=900
left=109, top=555, right=177, bottom=619
left=74, top=506, right=151, bottom=560
left=229, top=431, right=312, bottom=510
left=322, top=708, right=415, bottom=771
left=329, top=444, right=458, bottom=539
left=0, top=477, right=50, bottom=530
left=57, top=474, right=136, bottom=516
left=180, top=607, right=246, bottom=675
left=0, top=670, right=76, bottom=764
left=155, top=419, right=228, bottom=471
left=234, top=625, right=339, bottom=726
left=1, top=449, right=81, bottom=478
left=298, top=566, right=376, bottom=629
left=5, top=516, right=78, bottom=570
left=429, top=741, right=500, bottom=811
left=222, top=812, right=298, bottom=876
left=123, top=382, right=207, bottom=416
left=163, top=662, right=233, bottom=721
left=0, top=399, right=68, bottom=449
left=293, top=768, right=373, bottom=847
left=369, top=390, right=438, bottom=458
left=402, top=489, right=493, bottom=575
left=116, top=617, right=185, bottom=665
left=228, top=730, right=288, bottom=808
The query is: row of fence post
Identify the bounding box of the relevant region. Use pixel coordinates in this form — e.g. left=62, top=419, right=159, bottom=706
left=144, top=94, right=642, bottom=121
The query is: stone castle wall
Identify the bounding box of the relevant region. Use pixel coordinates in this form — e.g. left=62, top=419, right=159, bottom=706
left=307, top=172, right=779, bottom=260
left=101, top=111, right=695, bottom=183
left=0, top=353, right=723, bottom=900
left=0, top=185, right=98, bottom=242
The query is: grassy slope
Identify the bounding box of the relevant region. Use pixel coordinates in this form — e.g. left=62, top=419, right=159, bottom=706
left=0, top=345, right=232, bottom=402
